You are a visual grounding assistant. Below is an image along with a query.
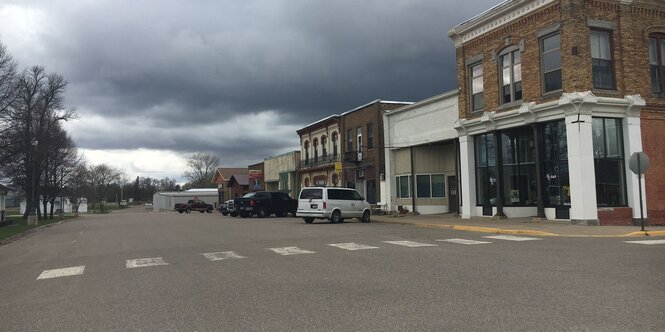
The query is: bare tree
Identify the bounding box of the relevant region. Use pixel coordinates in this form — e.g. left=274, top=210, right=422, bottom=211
left=0, top=42, right=18, bottom=125
left=40, top=124, right=79, bottom=218
left=183, top=152, right=219, bottom=188
left=87, top=164, right=122, bottom=211
left=0, top=65, right=77, bottom=218
left=65, top=160, right=88, bottom=216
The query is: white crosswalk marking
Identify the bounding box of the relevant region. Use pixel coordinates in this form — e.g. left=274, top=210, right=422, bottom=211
left=483, top=235, right=542, bottom=241
left=383, top=240, right=437, bottom=247
left=37, top=266, right=85, bottom=280
left=268, top=247, right=316, bottom=255
left=126, top=257, right=169, bottom=269
left=624, top=239, right=665, bottom=245
left=437, top=238, right=492, bottom=245
left=327, top=242, right=379, bottom=250
left=202, top=251, right=246, bottom=261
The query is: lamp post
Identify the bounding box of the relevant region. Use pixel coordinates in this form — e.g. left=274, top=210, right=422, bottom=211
left=27, top=139, right=38, bottom=226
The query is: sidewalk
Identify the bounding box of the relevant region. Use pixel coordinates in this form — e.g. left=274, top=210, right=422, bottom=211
left=372, top=213, right=665, bottom=237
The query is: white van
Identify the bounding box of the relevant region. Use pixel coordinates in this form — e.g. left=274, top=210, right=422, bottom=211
left=296, top=187, right=372, bottom=224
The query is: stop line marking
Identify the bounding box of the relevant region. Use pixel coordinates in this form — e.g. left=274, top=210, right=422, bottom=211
left=37, top=266, right=85, bottom=280
left=484, top=235, right=542, bottom=241
left=327, top=242, right=379, bottom=250
left=202, top=251, right=246, bottom=261
left=437, top=238, right=492, bottom=245
left=383, top=240, right=437, bottom=247
left=268, top=247, right=316, bottom=255
left=624, top=239, right=665, bottom=245
left=126, top=257, right=169, bottom=269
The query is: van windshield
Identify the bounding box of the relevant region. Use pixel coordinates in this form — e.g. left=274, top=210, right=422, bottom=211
left=300, top=189, right=323, bottom=199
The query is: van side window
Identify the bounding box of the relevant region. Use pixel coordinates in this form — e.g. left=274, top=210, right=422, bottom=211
left=351, top=191, right=362, bottom=200
left=341, top=190, right=355, bottom=200
left=328, top=189, right=342, bottom=200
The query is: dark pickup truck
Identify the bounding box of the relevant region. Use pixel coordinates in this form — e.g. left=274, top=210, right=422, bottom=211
left=234, top=192, right=297, bottom=218
left=175, top=199, right=214, bottom=213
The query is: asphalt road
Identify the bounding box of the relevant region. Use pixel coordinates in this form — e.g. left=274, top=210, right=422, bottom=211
left=0, top=206, right=663, bottom=331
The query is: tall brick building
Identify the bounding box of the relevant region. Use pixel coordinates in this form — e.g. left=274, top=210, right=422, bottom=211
left=449, top=0, right=664, bottom=225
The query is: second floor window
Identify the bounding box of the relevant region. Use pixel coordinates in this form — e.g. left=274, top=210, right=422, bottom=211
left=367, top=123, right=374, bottom=149
left=500, top=49, right=522, bottom=104
left=304, top=141, right=310, bottom=164
left=649, top=34, right=665, bottom=94
left=356, top=127, right=362, bottom=153
left=590, top=30, right=615, bottom=90
left=313, top=139, right=319, bottom=162
left=469, top=62, right=484, bottom=112
left=321, top=136, right=327, bottom=157
left=541, top=32, right=562, bottom=93
left=332, top=133, right=338, bottom=157
left=347, top=129, right=353, bottom=152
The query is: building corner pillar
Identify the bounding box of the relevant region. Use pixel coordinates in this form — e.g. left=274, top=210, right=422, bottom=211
left=565, top=113, right=599, bottom=225
left=459, top=135, right=476, bottom=219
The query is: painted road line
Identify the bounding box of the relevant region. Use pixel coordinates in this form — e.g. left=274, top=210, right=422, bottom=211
left=382, top=240, right=438, bottom=248
left=327, top=243, right=379, bottom=251
left=268, top=247, right=316, bottom=256
left=483, top=235, right=542, bottom=241
left=623, top=239, right=665, bottom=245
left=202, top=251, right=247, bottom=261
left=126, top=257, right=169, bottom=269
left=437, top=238, right=492, bottom=245
left=37, top=266, right=85, bottom=280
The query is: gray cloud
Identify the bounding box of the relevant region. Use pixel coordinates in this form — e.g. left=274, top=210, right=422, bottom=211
left=1, top=0, right=499, bottom=170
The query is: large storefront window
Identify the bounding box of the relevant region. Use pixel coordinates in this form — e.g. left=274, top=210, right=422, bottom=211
left=475, top=134, right=497, bottom=205
left=593, top=118, right=626, bottom=206
left=542, top=121, right=570, bottom=207
left=501, top=128, right=536, bottom=206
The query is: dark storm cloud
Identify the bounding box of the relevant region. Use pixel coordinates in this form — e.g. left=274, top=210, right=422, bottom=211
left=2, top=0, right=500, bottom=157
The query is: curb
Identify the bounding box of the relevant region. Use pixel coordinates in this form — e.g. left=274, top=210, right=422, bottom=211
left=373, top=218, right=665, bottom=238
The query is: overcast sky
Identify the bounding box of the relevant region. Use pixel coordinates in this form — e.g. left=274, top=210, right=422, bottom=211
left=0, top=0, right=499, bottom=183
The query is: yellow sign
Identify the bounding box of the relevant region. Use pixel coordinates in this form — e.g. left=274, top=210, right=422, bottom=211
left=335, top=162, right=342, bottom=172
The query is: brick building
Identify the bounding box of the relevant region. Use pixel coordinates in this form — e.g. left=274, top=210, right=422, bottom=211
left=339, top=100, right=411, bottom=204
left=449, top=0, right=665, bottom=225
left=297, top=115, right=343, bottom=189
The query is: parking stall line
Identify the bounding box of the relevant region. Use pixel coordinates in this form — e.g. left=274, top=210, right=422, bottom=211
left=37, top=266, right=86, bottom=280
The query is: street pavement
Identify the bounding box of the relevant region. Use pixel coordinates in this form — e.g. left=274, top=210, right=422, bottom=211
left=0, top=206, right=663, bottom=331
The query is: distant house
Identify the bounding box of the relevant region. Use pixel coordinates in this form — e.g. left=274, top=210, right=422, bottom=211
left=227, top=174, right=249, bottom=198
left=211, top=167, right=248, bottom=204
left=19, top=197, right=88, bottom=215
left=0, top=183, right=13, bottom=222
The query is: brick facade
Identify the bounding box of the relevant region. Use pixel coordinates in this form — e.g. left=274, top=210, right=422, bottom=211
left=451, top=0, right=665, bottom=224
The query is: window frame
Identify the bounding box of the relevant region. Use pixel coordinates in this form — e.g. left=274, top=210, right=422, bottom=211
left=649, top=33, right=665, bottom=95
left=498, top=46, right=523, bottom=105
left=540, top=31, right=562, bottom=95
left=367, top=122, right=374, bottom=149
left=332, top=132, right=338, bottom=157
left=415, top=173, right=446, bottom=199
left=395, top=175, right=412, bottom=198
left=592, top=117, right=627, bottom=207
left=321, top=136, right=327, bottom=158
left=590, top=29, right=616, bottom=90
left=347, top=129, right=353, bottom=152
left=468, top=61, right=484, bottom=113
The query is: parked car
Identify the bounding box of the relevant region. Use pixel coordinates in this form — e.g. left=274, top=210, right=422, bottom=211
left=174, top=199, right=214, bottom=213
left=296, top=187, right=371, bottom=224
left=234, top=191, right=297, bottom=218
left=218, top=199, right=235, bottom=216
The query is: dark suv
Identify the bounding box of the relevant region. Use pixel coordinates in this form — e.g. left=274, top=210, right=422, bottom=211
left=234, top=191, right=297, bottom=218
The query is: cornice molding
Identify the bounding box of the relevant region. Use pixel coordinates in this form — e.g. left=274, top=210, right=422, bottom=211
left=448, top=0, right=556, bottom=47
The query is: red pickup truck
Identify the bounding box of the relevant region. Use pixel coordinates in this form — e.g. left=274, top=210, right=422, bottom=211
left=174, top=200, right=214, bottom=213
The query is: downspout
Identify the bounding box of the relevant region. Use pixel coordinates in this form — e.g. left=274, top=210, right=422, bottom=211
left=410, top=146, right=416, bottom=214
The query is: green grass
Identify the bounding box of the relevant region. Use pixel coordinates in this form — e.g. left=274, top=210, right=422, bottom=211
left=0, top=214, right=75, bottom=242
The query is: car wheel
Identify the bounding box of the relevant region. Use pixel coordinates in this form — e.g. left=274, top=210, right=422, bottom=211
left=206, top=207, right=213, bottom=213
left=304, top=217, right=314, bottom=224
left=276, top=211, right=285, bottom=217
left=230, top=212, right=238, bottom=217
left=361, top=210, right=370, bottom=223
left=240, top=212, right=248, bottom=218
left=330, top=210, right=341, bottom=224
left=178, top=210, right=183, bottom=214
left=185, top=207, right=191, bottom=214
left=222, top=212, right=229, bottom=216
left=199, top=210, right=205, bottom=213
left=257, top=208, right=267, bottom=218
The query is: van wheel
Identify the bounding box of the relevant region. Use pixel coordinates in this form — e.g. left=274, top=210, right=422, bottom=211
left=331, top=210, right=341, bottom=224
left=361, top=210, right=370, bottom=223
left=304, top=217, right=314, bottom=224
left=257, top=208, right=267, bottom=218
